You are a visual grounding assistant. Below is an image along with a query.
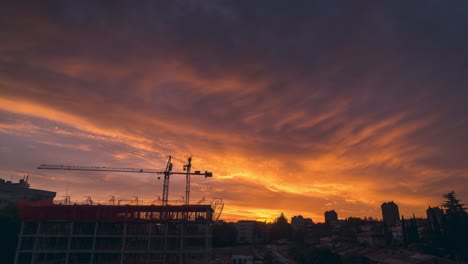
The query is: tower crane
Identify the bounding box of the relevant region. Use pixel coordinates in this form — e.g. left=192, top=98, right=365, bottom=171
left=37, top=156, right=212, bottom=206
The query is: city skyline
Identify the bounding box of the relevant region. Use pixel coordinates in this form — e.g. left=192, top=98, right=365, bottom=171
left=1, top=1, right=468, bottom=223
left=1, top=176, right=455, bottom=224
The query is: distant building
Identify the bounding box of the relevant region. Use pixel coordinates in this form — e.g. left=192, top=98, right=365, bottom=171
left=381, top=201, right=400, bottom=228
left=324, top=210, right=338, bottom=224
left=0, top=177, right=55, bottom=208
left=426, top=206, right=444, bottom=232
left=236, top=221, right=255, bottom=244
left=291, top=215, right=313, bottom=231
left=235, top=220, right=268, bottom=244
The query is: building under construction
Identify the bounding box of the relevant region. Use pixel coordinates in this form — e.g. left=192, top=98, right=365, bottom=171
left=15, top=156, right=221, bottom=264
left=15, top=200, right=214, bottom=264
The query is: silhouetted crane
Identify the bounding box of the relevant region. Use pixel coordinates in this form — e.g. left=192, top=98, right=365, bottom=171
left=37, top=156, right=212, bottom=206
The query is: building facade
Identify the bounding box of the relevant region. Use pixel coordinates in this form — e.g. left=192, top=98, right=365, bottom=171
left=324, top=210, right=338, bottom=224
left=381, top=201, right=400, bottom=228
left=426, top=206, right=444, bottom=232
left=290, top=215, right=313, bottom=231
left=15, top=201, right=213, bottom=264
left=235, top=220, right=268, bottom=244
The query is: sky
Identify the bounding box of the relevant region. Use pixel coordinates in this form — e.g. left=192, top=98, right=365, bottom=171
left=1, top=1, right=467, bottom=223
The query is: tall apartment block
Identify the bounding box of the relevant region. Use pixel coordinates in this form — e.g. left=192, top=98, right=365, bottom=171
left=324, top=210, right=338, bottom=224
left=381, top=201, right=400, bottom=228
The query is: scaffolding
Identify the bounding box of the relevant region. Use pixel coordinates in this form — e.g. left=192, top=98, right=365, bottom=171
left=15, top=200, right=213, bottom=264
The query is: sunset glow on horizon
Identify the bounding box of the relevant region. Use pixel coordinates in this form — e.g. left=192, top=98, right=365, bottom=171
left=1, top=1, right=467, bottom=223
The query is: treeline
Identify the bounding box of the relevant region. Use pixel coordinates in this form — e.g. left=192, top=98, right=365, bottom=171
left=422, top=191, right=468, bottom=261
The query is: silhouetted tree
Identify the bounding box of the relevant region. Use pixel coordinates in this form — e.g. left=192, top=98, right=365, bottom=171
left=429, top=210, right=443, bottom=247
left=270, top=212, right=291, bottom=241
left=276, top=212, right=288, bottom=225
left=440, top=191, right=468, bottom=261
left=401, top=215, right=407, bottom=246
left=407, top=214, right=419, bottom=244
left=442, top=191, right=466, bottom=216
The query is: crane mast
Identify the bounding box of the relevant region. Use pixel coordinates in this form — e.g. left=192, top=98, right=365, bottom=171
left=184, top=157, right=192, bottom=205
left=162, top=156, right=173, bottom=206
left=37, top=156, right=212, bottom=206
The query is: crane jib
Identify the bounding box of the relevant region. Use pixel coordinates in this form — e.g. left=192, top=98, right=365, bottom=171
left=37, top=165, right=163, bottom=174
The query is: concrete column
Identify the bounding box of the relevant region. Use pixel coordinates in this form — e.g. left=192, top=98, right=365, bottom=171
left=65, top=221, right=74, bottom=264
left=120, top=223, right=127, bottom=264
left=90, top=222, right=98, bottom=264
left=205, top=223, right=212, bottom=264
left=180, top=222, right=184, bottom=264
left=162, top=222, right=168, bottom=264
left=146, top=223, right=152, bottom=264
left=31, top=222, right=41, bottom=264
left=13, top=221, right=24, bottom=264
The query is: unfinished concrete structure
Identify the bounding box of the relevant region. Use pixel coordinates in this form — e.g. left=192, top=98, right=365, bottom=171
left=0, top=177, right=55, bottom=208
left=15, top=201, right=213, bottom=264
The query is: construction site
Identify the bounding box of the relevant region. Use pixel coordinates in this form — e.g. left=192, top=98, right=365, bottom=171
left=13, top=157, right=223, bottom=264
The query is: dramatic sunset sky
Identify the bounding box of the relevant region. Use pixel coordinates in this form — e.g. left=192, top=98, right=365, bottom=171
left=1, top=1, right=467, bottom=222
